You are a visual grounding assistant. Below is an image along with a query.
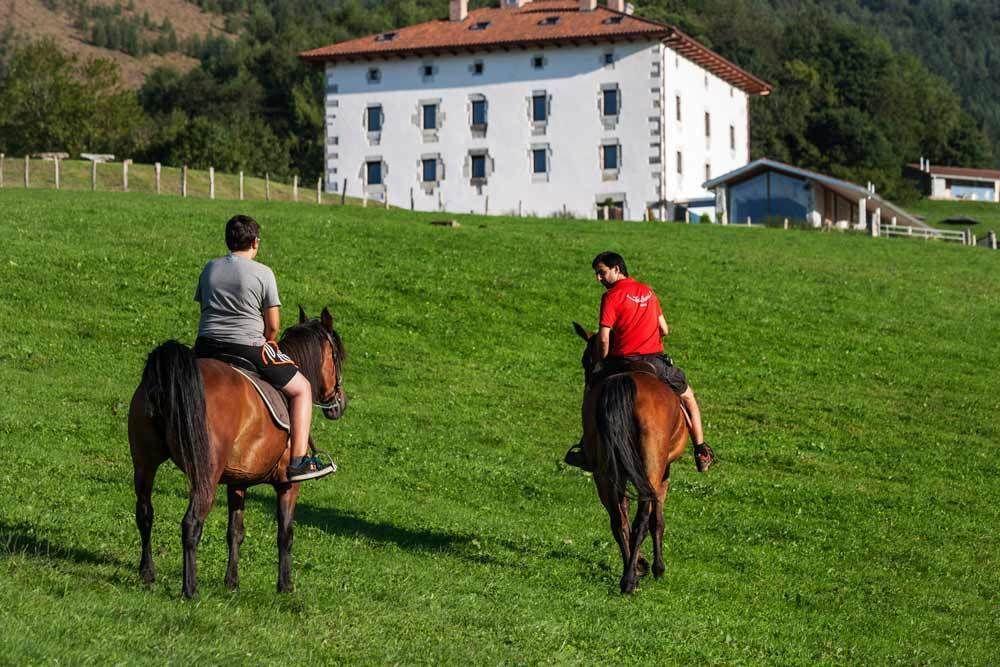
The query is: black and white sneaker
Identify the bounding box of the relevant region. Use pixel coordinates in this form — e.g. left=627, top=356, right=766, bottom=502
left=287, top=456, right=337, bottom=482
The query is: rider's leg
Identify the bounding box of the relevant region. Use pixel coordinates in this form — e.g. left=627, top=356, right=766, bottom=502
left=281, top=372, right=312, bottom=461
left=678, top=386, right=705, bottom=445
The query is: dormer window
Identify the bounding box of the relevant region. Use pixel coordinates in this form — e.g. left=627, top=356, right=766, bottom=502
left=375, top=32, right=396, bottom=42
left=470, top=21, right=490, bottom=31
left=539, top=16, right=560, bottom=26
left=603, top=15, right=624, bottom=24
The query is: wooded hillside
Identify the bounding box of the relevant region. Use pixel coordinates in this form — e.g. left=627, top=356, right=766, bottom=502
left=0, top=0, right=996, bottom=199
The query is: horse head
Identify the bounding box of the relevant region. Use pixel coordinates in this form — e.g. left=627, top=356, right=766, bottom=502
left=281, top=306, right=347, bottom=420
left=573, top=321, right=600, bottom=388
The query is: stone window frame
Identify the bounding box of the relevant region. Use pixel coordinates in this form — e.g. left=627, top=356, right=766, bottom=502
left=598, top=83, right=621, bottom=130
left=362, top=155, right=387, bottom=195
left=418, top=152, right=445, bottom=193
left=530, top=142, right=551, bottom=183
left=464, top=148, right=494, bottom=190
left=600, top=138, right=622, bottom=181
left=528, top=90, right=551, bottom=135
left=414, top=98, right=444, bottom=142
left=364, top=104, right=384, bottom=145
left=469, top=93, right=488, bottom=138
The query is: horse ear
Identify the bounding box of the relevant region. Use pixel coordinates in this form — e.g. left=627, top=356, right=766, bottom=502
left=321, top=307, right=334, bottom=331
left=572, top=321, right=592, bottom=341
left=298, top=305, right=308, bottom=323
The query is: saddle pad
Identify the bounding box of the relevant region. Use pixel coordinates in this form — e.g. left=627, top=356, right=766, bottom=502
left=230, top=366, right=291, bottom=432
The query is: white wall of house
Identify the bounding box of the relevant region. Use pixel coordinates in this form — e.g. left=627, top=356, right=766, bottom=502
left=662, top=46, right=750, bottom=205
left=323, top=39, right=751, bottom=220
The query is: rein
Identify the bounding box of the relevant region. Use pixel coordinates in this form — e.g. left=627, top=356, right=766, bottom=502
left=312, top=328, right=344, bottom=411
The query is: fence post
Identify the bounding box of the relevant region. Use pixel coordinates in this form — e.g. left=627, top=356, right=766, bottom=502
left=972, top=233, right=977, bottom=246
left=410, top=187, right=414, bottom=211
left=239, top=171, right=244, bottom=201
left=988, top=230, right=997, bottom=250
left=23, top=155, right=29, bottom=188
left=746, top=216, right=751, bottom=226
left=122, top=159, right=130, bottom=192
left=437, top=189, right=442, bottom=212
left=155, top=162, right=161, bottom=194
left=292, top=175, right=298, bottom=202
left=384, top=186, right=389, bottom=209
left=485, top=195, right=489, bottom=215
left=91, top=160, right=97, bottom=191
left=265, top=173, right=270, bottom=201
left=518, top=200, right=522, bottom=217
left=783, top=218, right=789, bottom=230
left=684, top=209, right=690, bottom=224
left=340, top=178, right=347, bottom=206
left=317, top=177, right=322, bottom=204
left=54, top=158, right=60, bottom=190
left=362, top=181, right=367, bottom=207
left=181, top=165, right=188, bottom=197
left=0, top=153, right=4, bottom=188
left=209, top=167, right=215, bottom=200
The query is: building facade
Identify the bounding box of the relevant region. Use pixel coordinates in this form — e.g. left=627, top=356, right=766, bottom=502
left=905, top=162, right=1000, bottom=203
left=301, top=0, right=771, bottom=221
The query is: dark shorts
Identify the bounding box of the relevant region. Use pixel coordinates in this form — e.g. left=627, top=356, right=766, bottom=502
left=194, top=336, right=299, bottom=388
left=614, top=354, right=689, bottom=394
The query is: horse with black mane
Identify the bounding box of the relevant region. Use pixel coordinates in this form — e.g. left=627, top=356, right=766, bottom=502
left=128, top=307, right=346, bottom=598
left=573, top=322, right=689, bottom=594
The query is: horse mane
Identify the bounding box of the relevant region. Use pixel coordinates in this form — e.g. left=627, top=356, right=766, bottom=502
left=279, top=320, right=346, bottom=387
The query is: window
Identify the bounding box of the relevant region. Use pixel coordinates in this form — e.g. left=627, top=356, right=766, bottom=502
left=366, top=106, right=382, bottom=132
left=422, top=104, right=437, bottom=130
left=532, top=93, right=547, bottom=122
left=675, top=95, right=681, bottom=122
left=367, top=68, right=381, bottom=83
left=532, top=55, right=544, bottom=69
left=422, top=64, right=434, bottom=77
left=366, top=160, right=382, bottom=185
left=676, top=151, right=683, bottom=175
left=730, top=124, right=736, bottom=150
left=604, top=51, right=614, bottom=65
left=603, top=15, right=624, bottom=24
left=422, top=159, right=437, bottom=183
left=704, top=112, right=711, bottom=137
left=532, top=148, right=547, bottom=174
left=375, top=31, right=396, bottom=42
left=473, top=61, right=484, bottom=75
left=471, top=99, right=487, bottom=128
left=471, top=154, right=487, bottom=180
left=539, top=16, right=560, bottom=26
left=602, top=88, right=620, bottom=116
left=602, top=144, right=619, bottom=171
left=470, top=21, right=490, bottom=31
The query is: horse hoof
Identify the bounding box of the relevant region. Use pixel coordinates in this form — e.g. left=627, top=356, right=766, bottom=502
left=619, top=577, right=637, bottom=595
left=653, top=563, right=665, bottom=579
left=140, top=568, right=156, bottom=585
left=225, top=576, right=239, bottom=591
left=636, top=557, right=650, bottom=577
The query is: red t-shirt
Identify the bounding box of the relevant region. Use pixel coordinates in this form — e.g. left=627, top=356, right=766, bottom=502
left=599, top=277, right=663, bottom=357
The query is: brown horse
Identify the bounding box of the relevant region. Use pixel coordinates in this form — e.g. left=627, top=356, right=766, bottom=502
left=128, top=307, right=346, bottom=598
left=572, top=322, right=689, bottom=594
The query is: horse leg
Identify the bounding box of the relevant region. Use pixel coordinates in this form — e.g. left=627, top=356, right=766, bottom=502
left=225, top=486, right=246, bottom=591
left=133, top=461, right=160, bottom=585
left=275, top=482, right=300, bottom=593
left=621, top=499, right=653, bottom=595
left=181, top=486, right=216, bottom=599
left=650, top=476, right=669, bottom=579
left=596, top=476, right=631, bottom=578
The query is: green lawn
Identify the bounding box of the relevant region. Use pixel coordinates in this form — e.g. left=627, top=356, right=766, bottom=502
left=0, top=189, right=997, bottom=663
left=909, top=198, right=1000, bottom=238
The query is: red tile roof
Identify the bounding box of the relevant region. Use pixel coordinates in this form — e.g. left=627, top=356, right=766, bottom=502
left=299, top=0, right=772, bottom=96
left=908, top=163, right=1000, bottom=180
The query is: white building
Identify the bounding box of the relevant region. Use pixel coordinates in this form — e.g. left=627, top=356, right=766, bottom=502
left=906, top=161, right=1000, bottom=203
left=300, top=0, right=771, bottom=221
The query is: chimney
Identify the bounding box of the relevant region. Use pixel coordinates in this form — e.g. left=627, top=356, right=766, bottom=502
left=607, top=0, right=626, bottom=12
left=450, top=0, right=468, bottom=21
left=580, top=0, right=597, bottom=10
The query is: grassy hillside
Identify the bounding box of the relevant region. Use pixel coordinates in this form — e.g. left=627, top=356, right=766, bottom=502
left=910, top=198, right=1000, bottom=238
left=0, top=189, right=997, bottom=662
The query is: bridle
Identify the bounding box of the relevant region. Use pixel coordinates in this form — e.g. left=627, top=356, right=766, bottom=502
left=312, top=328, right=344, bottom=413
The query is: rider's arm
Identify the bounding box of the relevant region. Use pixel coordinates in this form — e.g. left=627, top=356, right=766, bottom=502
left=598, top=326, right=612, bottom=359
left=263, top=306, right=281, bottom=341
left=658, top=314, right=670, bottom=338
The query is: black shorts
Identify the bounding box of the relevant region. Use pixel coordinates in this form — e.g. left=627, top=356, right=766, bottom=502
left=194, top=336, right=299, bottom=388
left=616, top=354, right=689, bottom=394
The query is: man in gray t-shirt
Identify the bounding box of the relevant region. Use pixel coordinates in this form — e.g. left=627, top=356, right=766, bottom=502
left=193, top=214, right=335, bottom=483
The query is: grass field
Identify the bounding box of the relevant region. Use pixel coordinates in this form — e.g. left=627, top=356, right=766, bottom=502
left=1, top=189, right=998, bottom=663
left=910, top=198, right=1000, bottom=237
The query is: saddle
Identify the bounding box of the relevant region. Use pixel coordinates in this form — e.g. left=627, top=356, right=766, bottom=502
left=210, top=355, right=291, bottom=432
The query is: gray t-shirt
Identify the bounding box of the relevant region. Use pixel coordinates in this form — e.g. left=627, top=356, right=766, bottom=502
left=194, top=254, right=281, bottom=346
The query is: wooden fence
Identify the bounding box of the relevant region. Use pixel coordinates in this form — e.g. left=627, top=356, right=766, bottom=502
left=879, top=223, right=968, bottom=244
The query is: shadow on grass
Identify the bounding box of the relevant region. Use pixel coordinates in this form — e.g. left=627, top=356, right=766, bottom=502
left=0, top=519, right=134, bottom=587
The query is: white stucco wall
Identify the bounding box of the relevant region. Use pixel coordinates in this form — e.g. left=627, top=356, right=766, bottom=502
left=662, top=46, right=750, bottom=204
left=323, top=38, right=751, bottom=220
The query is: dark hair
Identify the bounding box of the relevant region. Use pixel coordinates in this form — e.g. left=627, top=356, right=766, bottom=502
left=592, top=251, right=628, bottom=277
left=225, top=215, right=260, bottom=251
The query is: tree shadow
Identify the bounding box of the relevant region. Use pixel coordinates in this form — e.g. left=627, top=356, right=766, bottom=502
left=1, top=519, right=132, bottom=585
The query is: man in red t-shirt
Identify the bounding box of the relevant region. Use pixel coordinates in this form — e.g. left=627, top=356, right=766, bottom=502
left=565, top=251, right=715, bottom=473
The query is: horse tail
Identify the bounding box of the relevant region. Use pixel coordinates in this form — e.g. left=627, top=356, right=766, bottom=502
left=141, top=340, right=212, bottom=492
left=596, top=375, right=654, bottom=500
